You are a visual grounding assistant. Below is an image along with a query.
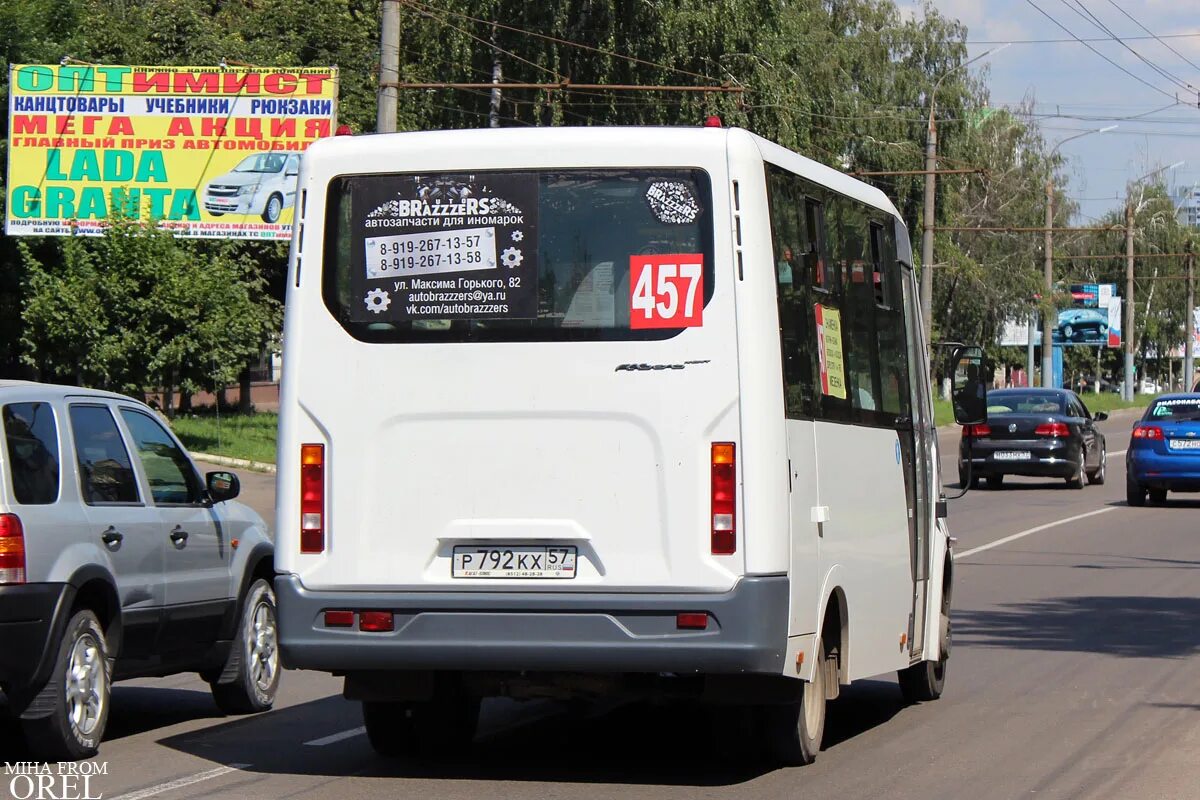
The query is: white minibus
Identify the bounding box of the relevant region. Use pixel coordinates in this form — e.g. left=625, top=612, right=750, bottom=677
left=275, top=125, right=973, bottom=765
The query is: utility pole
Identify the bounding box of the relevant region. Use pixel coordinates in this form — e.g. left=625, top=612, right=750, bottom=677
left=1042, top=179, right=1055, bottom=387
left=1187, top=241, right=1195, bottom=390
left=918, top=43, right=1010, bottom=361
left=920, top=116, right=936, bottom=357
left=1124, top=201, right=1135, bottom=401
left=489, top=22, right=501, bottom=129
left=377, top=0, right=400, bottom=134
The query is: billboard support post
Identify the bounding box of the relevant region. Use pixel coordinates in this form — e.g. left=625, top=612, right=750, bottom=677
left=1042, top=179, right=1055, bottom=387
left=1027, top=314, right=1036, bottom=387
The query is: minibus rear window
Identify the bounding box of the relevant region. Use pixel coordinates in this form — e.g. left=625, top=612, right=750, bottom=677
left=321, top=169, right=715, bottom=342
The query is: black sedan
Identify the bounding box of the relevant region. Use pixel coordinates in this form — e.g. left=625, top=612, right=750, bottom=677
left=957, top=388, right=1108, bottom=489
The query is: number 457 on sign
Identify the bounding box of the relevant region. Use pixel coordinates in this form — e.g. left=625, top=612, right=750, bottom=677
left=630, top=254, right=704, bottom=329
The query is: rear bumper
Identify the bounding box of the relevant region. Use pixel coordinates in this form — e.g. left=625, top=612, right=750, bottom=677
left=275, top=574, right=789, bottom=676
left=960, top=439, right=1081, bottom=478
left=0, top=583, right=69, bottom=691
left=1128, top=450, right=1200, bottom=490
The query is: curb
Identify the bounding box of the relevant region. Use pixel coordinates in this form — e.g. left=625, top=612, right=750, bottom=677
left=192, top=452, right=277, bottom=474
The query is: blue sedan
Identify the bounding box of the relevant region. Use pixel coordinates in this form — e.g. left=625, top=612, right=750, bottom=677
left=1127, top=394, right=1200, bottom=506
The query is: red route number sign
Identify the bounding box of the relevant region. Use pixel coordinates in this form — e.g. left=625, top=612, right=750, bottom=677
left=629, top=254, right=705, bottom=329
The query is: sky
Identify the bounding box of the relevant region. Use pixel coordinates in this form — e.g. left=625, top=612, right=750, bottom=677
left=902, top=0, right=1200, bottom=224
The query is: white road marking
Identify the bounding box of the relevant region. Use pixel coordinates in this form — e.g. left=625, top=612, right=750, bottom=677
left=954, top=507, right=1119, bottom=560
left=1110, top=449, right=1126, bottom=457
left=304, top=726, right=366, bottom=746
left=108, top=764, right=250, bottom=800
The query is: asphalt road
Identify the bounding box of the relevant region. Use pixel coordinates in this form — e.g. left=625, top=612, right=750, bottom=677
left=4, top=407, right=1199, bottom=800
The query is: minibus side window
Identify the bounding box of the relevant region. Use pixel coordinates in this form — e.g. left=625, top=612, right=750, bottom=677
left=872, top=221, right=911, bottom=419
left=766, top=166, right=819, bottom=419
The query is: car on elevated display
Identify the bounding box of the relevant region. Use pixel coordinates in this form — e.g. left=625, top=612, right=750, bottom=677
left=958, top=388, right=1108, bottom=490
left=1052, top=308, right=1109, bottom=344
left=203, top=153, right=300, bottom=223
left=1126, top=394, right=1200, bottom=506
left=0, top=382, right=277, bottom=761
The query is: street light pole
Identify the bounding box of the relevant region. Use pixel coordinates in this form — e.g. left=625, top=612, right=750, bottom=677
left=1040, top=125, right=1117, bottom=388
left=1123, top=161, right=1185, bottom=400
left=1042, top=179, right=1054, bottom=386
left=1125, top=200, right=1136, bottom=400
left=377, top=0, right=400, bottom=133
left=1186, top=241, right=1195, bottom=391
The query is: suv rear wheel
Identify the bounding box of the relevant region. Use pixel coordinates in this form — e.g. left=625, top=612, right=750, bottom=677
left=21, top=609, right=111, bottom=761
left=210, top=578, right=279, bottom=714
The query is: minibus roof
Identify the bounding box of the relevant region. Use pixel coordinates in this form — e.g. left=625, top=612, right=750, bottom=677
left=302, top=126, right=904, bottom=223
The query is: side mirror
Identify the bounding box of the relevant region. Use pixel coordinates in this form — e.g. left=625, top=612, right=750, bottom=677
left=949, top=345, right=987, bottom=425
left=206, top=470, right=241, bottom=503
left=1094, top=411, right=1109, bottom=422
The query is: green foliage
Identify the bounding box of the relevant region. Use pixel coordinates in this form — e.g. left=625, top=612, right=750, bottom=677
left=19, top=215, right=280, bottom=397
left=3, top=0, right=1188, bottom=392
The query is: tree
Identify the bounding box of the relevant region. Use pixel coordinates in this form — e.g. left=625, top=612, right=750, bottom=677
left=20, top=217, right=280, bottom=414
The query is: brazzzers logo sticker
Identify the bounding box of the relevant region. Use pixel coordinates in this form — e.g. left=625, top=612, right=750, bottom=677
left=366, top=177, right=523, bottom=223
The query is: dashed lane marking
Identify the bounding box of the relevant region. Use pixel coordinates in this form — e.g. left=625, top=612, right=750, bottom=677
left=107, top=764, right=250, bottom=800
left=304, top=726, right=366, bottom=746
left=954, top=507, right=1119, bottom=560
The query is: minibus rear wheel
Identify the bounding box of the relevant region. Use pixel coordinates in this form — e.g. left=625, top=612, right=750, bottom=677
left=362, top=692, right=480, bottom=757
left=763, top=636, right=828, bottom=766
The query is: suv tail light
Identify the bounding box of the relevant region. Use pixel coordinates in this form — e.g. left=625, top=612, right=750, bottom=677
left=711, top=443, right=736, bottom=555
left=300, top=444, right=325, bottom=553
left=0, top=513, right=26, bottom=584
left=1133, top=425, right=1164, bottom=440
left=962, top=424, right=991, bottom=438
left=1035, top=422, right=1071, bottom=437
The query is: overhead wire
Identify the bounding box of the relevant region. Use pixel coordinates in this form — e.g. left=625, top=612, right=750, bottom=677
left=1020, top=0, right=1181, bottom=102
left=1102, top=0, right=1200, bottom=75
left=1058, top=0, right=1197, bottom=95
left=398, top=0, right=725, bottom=85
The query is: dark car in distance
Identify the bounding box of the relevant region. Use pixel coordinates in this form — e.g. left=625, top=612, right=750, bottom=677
left=958, top=388, right=1108, bottom=489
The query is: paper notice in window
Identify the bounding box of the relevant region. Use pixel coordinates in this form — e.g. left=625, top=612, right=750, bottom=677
left=815, top=304, right=847, bottom=399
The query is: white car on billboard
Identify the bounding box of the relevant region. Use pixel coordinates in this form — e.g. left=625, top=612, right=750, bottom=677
left=204, top=153, right=300, bottom=223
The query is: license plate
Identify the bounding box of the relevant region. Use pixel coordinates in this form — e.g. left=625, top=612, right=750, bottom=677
left=1168, top=439, right=1200, bottom=450
left=452, top=545, right=577, bottom=579
left=993, top=451, right=1032, bottom=461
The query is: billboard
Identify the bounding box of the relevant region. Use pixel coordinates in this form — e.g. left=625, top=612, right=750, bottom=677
left=999, top=283, right=1121, bottom=347
left=1052, top=283, right=1119, bottom=347
left=6, top=64, right=337, bottom=239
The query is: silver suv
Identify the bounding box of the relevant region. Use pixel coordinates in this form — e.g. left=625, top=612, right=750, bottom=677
left=0, top=382, right=277, bottom=760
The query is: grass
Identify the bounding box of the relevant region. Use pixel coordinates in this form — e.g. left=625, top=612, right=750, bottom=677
left=169, top=395, right=1149, bottom=463
left=933, top=392, right=1148, bottom=428
left=170, top=411, right=278, bottom=465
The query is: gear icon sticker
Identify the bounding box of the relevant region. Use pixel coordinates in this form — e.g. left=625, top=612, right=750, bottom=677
left=364, top=288, right=391, bottom=314
left=511, top=230, right=524, bottom=242
left=501, top=247, right=524, bottom=268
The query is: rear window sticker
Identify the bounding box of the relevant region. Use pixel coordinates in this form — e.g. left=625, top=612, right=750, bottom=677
left=646, top=181, right=701, bottom=225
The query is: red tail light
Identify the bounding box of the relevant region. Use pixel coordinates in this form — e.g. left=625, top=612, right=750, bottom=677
left=300, top=444, right=325, bottom=553
left=711, top=443, right=736, bottom=555
left=323, top=610, right=354, bottom=627
left=359, top=611, right=394, bottom=632
left=1133, top=425, right=1164, bottom=440
left=1035, top=422, right=1071, bottom=437
left=0, top=513, right=26, bottom=584
left=962, top=424, right=992, bottom=438
left=676, top=612, right=709, bottom=630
